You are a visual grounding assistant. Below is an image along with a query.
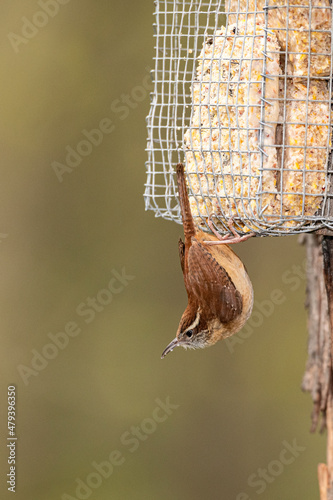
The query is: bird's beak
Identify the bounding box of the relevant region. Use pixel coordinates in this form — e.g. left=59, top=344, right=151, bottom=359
left=161, top=337, right=179, bottom=359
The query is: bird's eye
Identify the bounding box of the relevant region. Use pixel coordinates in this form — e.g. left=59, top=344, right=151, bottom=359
left=186, top=329, right=193, bottom=338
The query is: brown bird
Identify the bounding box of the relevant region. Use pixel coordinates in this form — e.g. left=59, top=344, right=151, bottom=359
left=161, top=163, right=254, bottom=358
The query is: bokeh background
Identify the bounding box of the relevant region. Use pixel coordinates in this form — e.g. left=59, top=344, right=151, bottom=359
left=0, top=1, right=325, bottom=499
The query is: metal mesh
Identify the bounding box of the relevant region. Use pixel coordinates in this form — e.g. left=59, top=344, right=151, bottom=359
left=145, top=0, right=333, bottom=236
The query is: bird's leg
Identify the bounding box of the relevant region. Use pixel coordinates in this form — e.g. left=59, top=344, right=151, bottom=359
left=204, top=217, right=255, bottom=245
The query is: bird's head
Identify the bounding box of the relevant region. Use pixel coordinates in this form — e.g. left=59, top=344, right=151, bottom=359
left=161, top=304, right=219, bottom=358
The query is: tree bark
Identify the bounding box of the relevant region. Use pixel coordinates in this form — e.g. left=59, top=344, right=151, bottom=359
left=302, top=234, right=333, bottom=498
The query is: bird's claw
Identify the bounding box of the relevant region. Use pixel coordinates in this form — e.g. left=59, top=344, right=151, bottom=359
left=204, top=217, right=254, bottom=245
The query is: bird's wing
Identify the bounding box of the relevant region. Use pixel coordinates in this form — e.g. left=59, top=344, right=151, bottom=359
left=187, top=238, right=243, bottom=323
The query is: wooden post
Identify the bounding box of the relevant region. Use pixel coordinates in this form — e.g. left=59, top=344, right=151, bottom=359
left=302, top=234, right=333, bottom=498
left=321, top=237, right=333, bottom=498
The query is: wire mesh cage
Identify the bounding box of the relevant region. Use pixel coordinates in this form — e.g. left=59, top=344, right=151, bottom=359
left=145, top=0, right=333, bottom=236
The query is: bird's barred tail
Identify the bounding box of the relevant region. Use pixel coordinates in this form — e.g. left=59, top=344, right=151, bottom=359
left=176, top=163, right=196, bottom=243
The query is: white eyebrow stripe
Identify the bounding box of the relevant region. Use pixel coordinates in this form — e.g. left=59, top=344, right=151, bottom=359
left=184, top=310, right=200, bottom=333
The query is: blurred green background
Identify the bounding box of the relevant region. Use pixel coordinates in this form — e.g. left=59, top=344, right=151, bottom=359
left=0, top=1, right=325, bottom=499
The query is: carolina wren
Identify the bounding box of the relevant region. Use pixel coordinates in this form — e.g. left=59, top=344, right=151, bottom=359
left=161, top=163, right=254, bottom=358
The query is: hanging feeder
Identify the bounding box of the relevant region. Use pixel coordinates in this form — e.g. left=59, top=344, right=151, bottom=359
left=145, top=0, right=333, bottom=236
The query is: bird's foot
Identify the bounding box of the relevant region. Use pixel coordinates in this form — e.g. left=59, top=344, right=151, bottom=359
left=204, top=217, right=255, bottom=245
